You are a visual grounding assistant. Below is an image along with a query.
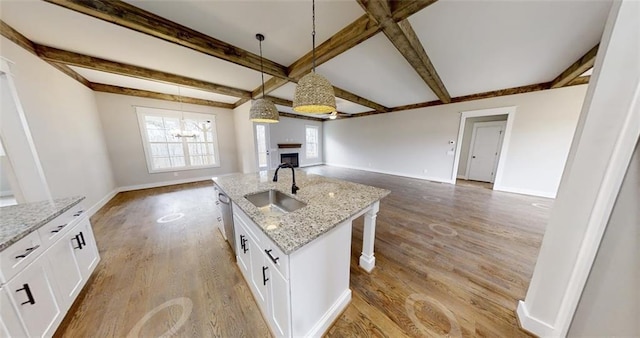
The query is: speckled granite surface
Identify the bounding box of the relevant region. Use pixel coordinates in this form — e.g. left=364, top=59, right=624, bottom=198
left=0, top=196, right=85, bottom=252
left=214, top=171, right=390, bottom=254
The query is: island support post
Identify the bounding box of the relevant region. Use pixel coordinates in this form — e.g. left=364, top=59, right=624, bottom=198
left=359, top=201, right=379, bottom=272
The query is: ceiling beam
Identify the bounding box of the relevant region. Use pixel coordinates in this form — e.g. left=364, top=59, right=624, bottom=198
left=288, top=15, right=380, bottom=80
left=358, top=0, right=450, bottom=103
left=279, top=112, right=324, bottom=122
left=0, top=20, right=91, bottom=88
left=333, top=86, right=388, bottom=112
left=551, top=44, right=599, bottom=88
left=35, top=45, right=252, bottom=98
left=91, top=83, right=235, bottom=109
left=43, top=0, right=288, bottom=79
left=347, top=76, right=591, bottom=119
left=389, top=0, right=439, bottom=21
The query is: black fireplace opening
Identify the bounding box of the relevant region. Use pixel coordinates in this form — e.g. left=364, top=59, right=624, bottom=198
left=280, top=153, right=299, bottom=168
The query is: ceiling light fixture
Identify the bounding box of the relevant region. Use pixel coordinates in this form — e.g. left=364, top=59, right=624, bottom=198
left=329, top=111, right=337, bottom=120
left=249, top=33, right=279, bottom=123
left=293, top=0, right=336, bottom=114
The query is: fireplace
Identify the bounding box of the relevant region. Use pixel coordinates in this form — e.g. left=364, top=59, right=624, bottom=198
left=280, top=153, right=299, bottom=168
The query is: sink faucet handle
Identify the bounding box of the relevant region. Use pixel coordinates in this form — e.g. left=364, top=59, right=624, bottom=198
left=292, top=183, right=300, bottom=195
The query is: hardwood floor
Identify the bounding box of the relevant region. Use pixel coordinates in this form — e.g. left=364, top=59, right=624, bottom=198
left=56, top=166, right=550, bottom=337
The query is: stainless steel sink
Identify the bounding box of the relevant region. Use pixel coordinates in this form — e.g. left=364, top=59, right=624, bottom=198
left=245, top=190, right=307, bottom=216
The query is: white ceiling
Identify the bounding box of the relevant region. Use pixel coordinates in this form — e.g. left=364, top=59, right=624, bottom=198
left=0, top=0, right=612, bottom=117
left=318, top=34, right=439, bottom=107
left=124, top=0, right=365, bottom=66
left=409, top=0, right=611, bottom=97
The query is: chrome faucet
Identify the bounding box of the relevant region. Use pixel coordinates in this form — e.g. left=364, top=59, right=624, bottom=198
left=273, top=163, right=300, bottom=194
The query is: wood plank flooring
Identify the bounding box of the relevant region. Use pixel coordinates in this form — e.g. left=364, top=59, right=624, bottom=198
left=55, top=166, right=550, bottom=337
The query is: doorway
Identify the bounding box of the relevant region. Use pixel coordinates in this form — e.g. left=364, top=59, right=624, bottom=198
left=254, top=123, right=271, bottom=171
left=451, top=106, right=515, bottom=190
left=465, top=120, right=507, bottom=184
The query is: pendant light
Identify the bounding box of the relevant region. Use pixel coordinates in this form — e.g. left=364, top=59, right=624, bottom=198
left=249, top=33, right=279, bottom=123
left=293, top=0, right=336, bottom=114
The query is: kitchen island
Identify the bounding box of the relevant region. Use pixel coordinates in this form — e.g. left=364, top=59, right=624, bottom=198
left=214, top=170, right=389, bottom=337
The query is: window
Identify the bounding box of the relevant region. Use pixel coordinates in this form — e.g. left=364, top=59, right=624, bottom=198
left=305, top=125, right=319, bottom=159
left=136, top=107, right=220, bottom=173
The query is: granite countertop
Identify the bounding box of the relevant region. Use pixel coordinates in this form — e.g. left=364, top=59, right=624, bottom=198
left=214, top=170, right=390, bottom=254
left=0, top=196, right=85, bottom=252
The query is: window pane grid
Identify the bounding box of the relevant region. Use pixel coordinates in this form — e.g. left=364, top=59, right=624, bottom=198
left=306, top=126, right=319, bottom=159
left=139, top=109, right=220, bottom=172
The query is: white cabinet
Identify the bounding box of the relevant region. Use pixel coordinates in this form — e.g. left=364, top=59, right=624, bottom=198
left=0, top=287, right=27, bottom=337
left=233, top=205, right=291, bottom=337
left=266, top=258, right=290, bottom=338
left=0, top=203, right=100, bottom=338
left=4, top=256, right=62, bottom=338
left=233, top=203, right=353, bottom=337
left=46, top=229, right=83, bottom=309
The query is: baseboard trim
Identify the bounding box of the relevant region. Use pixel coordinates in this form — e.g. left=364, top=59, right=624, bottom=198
left=86, top=188, right=118, bottom=218
left=325, top=163, right=454, bottom=185
left=493, top=185, right=556, bottom=198
left=300, top=162, right=325, bottom=168
left=118, top=176, right=214, bottom=193
left=304, top=289, right=352, bottom=337
left=516, top=301, right=554, bottom=337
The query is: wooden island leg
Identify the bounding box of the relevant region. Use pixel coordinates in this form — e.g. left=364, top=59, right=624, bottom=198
left=359, top=201, right=379, bottom=273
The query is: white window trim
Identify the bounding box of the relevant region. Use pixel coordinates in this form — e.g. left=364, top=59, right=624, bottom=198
left=136, top=106, right=221, bottom=174
left=305, top=125, right=320, bottom=160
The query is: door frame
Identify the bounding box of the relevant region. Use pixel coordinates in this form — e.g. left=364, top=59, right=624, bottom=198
left=451, top=106, right=516, bottom=190
left=465, top=120, right=507, bottom=182
left=254, top=122, right=272, bottom=171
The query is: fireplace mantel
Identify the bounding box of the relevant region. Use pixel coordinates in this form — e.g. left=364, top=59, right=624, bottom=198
left=278, top=143, right=302, bottom=149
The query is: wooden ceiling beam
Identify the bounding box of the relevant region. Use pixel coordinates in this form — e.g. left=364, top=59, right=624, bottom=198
left=43, top=0, right=288, bottom=79
left=333, top=86, right=389, bottom=112
left=0, top=20, right=91, bottom=88
left=551, top=44, right=599, bottom=88
left=35, top=45, right=252, bottom=98
left=91, top=83, right=235, bottom=109
left=389, top=0, right=439, bottom=21
left=279, top=112, right=324, bottom=122
left=358, top=0, right=450, bottom=103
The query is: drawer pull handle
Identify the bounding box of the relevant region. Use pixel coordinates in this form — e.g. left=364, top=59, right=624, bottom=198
left=72, top=234, right=84, bottom=250
left=217, top=217, right=222, bottom=222
left=78, top=231, right=86, bottom=246
left=73, top=210, right=84, bottom=217
left=265, top=249, right=279, bottom=264
left=16, top=284, right=35, bottom=305
left=240, top=235, right=248, bottom=253
left=262, top=266, right=269, bottom=285
left=15, top=245, right=39, bottom=259
left=50, top=224, right=68, bottom=233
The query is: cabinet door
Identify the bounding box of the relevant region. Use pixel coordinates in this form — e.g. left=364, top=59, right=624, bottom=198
left=46, top=229, right=84, bottom=310
left=235, top=222, right=250, bottom=278
left=249, top=237, right=268, bottom=310
left=0, top=287, right=27, bottom=337
left=73, top=219, right=100, bottom=279
left=5, top=257, right=62, bottom=338
left=267, top=261, right=291, bottom=338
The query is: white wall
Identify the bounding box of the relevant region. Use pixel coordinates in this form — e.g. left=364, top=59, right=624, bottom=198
left=324, top=85, right=587, bottom=197
left=233, top=101, right=257, bottom=174
left=457, top=114, right=507, bottom=177
left=568, top=141, right=639, bottom=337
left=0, top=36, right=115, bottom=207
left=269, top=116, right=324, bottom=168
left=519, top=1, right=639, bottom=335
left=94, top=92, right=238, bottom=188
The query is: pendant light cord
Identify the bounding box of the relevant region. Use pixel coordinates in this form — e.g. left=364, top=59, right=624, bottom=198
left=259, top=38, right=265, bottom=98
left=312, top=0, right=316, bottom=73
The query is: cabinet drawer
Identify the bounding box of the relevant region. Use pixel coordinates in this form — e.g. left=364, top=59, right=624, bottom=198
left=0, top=231, right=43, bottom=283
left=37, top=201, right=87, bottom=247
left=262, top=237, right=289, bottom=280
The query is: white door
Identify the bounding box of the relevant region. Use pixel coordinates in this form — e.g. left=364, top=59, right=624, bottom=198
left=267, top=260, right=290, bottom=337
left=255, top=123, right=271, bottom=171
left=467, top=121, right=506, bottom=183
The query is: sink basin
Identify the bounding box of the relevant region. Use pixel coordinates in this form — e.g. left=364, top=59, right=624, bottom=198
left=245, top=190, right=307, bottom=216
